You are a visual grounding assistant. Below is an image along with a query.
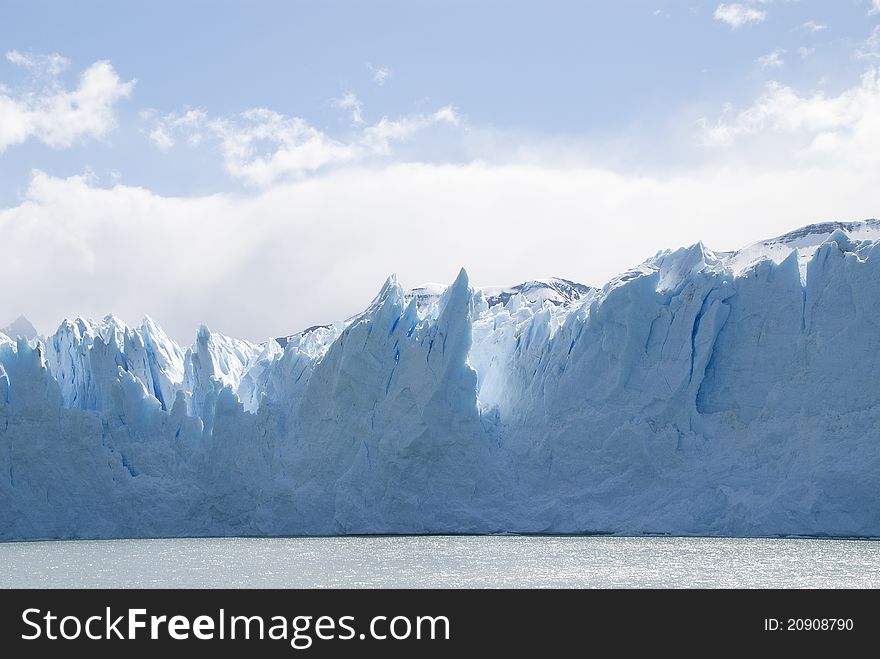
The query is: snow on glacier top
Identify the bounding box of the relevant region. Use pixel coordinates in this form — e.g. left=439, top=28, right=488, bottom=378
left=0, top=315, right=38, bottom=341
left=723, top=218, right=880, bottom=279
left=480, top=278, right=594, bottom=308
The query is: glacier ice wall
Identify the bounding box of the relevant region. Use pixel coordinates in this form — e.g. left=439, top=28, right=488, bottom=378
left=2, top=221, right=880, bottom=539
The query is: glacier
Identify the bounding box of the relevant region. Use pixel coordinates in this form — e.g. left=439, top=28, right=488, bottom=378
left=2, top=220, right=880, bottom=539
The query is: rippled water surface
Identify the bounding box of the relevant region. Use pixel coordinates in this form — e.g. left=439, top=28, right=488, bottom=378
left=1, top=536, right=877, bottom=588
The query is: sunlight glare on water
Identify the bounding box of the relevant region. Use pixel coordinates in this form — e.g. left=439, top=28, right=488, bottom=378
left=1, top=536, right=877, bottom=588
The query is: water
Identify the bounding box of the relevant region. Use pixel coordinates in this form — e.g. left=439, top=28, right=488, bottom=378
left=0, top=536, right=877, bottom=588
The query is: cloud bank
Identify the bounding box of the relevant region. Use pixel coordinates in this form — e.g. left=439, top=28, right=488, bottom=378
left=4, top=144, right=879, bottom=343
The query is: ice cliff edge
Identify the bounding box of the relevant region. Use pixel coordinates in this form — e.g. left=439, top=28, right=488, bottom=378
left=2, top=221, right=880, bottom=539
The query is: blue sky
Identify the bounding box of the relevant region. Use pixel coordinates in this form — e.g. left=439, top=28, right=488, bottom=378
left=2, top=1, right=880, bottom=340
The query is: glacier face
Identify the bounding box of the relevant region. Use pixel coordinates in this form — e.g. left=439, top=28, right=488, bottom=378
left=2, top=221, right=880, bottom=539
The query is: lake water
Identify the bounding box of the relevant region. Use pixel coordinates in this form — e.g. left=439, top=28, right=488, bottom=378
left=1, top=536, right=877, bottom=588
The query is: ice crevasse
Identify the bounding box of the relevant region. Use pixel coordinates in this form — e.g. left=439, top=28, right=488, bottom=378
left=1, top=220, right=879, bottom=539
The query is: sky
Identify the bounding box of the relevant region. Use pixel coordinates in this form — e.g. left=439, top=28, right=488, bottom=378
left=2, top=0, right=880, bottom=342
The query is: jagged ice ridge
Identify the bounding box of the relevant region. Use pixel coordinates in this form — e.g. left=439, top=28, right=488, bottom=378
left=2, top=220, right=880, bottom=539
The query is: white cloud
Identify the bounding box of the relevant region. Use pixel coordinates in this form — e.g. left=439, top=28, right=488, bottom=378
left=148, top=103, right=459, bottom=187
left=798, top=46, right=815, bottom=59
left=713, top=4, right=767, bottom=29
left=756, top=49, right=786, bottom=68
left=858, top=25, right=880, bottom=60
left=334, top=91, right=364, bottom=125
left=149, top=108, right=357, bottom=186
left=796, top=20, right=826, bottom=33
left=360, top=106, right=459, bottom=155
left=0, top=55, right=134, bottom=153
left=870, top=0, right=880, bottom=16
left=699, top=68, right=880, bottom=162
left=5, top=50, right=70, bottom=76
left=367, top=64, right=392, bottom=85
left=216, top=109, right=360, bottom=187
left=145, top=109, right=208, bottom=150
left=147, top=126, right=175, bottom=150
